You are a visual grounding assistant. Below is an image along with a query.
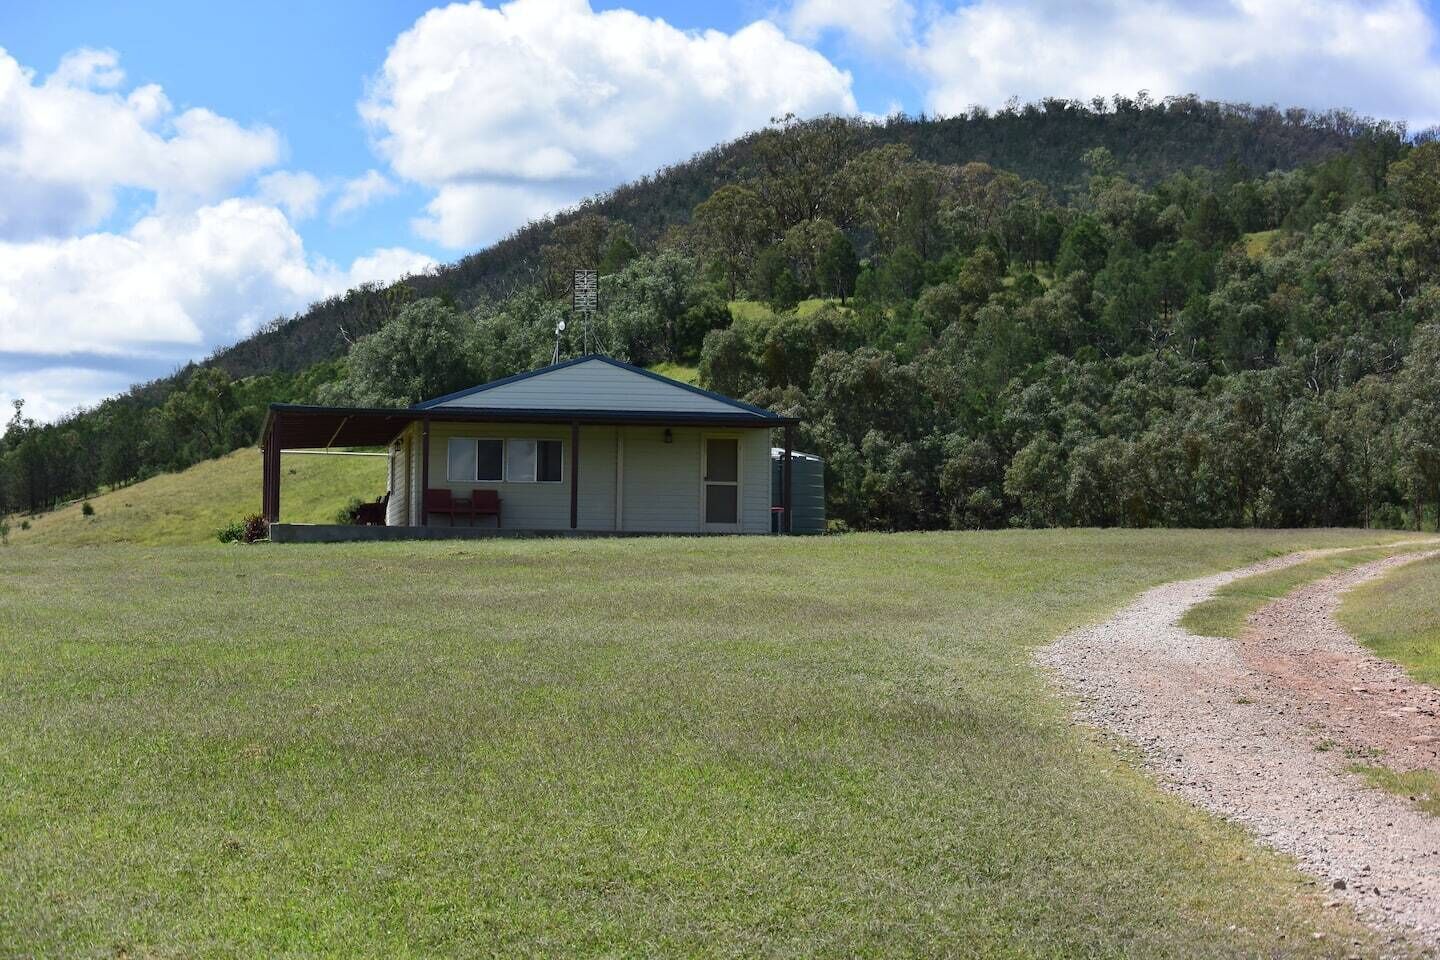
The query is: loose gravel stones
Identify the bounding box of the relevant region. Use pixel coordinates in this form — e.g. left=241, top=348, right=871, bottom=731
left=1040, top=549, right=1440, bottom=952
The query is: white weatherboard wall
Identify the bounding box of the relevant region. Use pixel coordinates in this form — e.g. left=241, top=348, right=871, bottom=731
left=433, top=359, right=742, bottom=415
left=390, top=419, right=774, bottom=533
left=385, top=432, right=409, bottom=526
left=420, top=422, right=617, bottom=530
left=619, top=426, right=771, bottom=534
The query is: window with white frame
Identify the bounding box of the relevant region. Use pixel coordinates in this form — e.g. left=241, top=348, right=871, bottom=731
left=447, top=438, right=504, bottom=482
left=446, top=437, right=561, bottom=483
left=505, top=438, right=563, bottom=483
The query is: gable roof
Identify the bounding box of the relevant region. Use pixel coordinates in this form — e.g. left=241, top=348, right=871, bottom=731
left=413, top=355, right=785, bottom=421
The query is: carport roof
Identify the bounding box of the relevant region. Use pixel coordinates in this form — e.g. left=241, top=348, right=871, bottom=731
left=260, top=355, right=795, bottom=450
left=261, top=403, right=797, bottom=449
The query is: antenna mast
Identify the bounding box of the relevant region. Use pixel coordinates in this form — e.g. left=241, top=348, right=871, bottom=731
left=572, top=268, right=599, bottom=357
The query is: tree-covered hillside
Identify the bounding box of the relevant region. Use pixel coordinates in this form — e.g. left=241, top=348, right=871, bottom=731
left=216, top=96, right=1377, bottom=378
left=5, top=96, right=1436, bottom=533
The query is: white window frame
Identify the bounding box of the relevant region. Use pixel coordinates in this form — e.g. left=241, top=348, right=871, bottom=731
left=504, top=437, right=564, bottom=484
left=447, top=437, right=506, bottom=483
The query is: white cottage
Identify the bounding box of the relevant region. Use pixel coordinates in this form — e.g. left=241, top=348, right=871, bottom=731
left=259, top=356, right=799, bottom=541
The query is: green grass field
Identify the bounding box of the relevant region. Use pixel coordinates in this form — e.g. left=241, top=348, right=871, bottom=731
left=1337, top=553, right=1440, bottom=685
left=0, top=529, right=1410, bottom=957
left=1180, top=546, right=1411, bottom=639
left=6, top=448, right=386, bottom=547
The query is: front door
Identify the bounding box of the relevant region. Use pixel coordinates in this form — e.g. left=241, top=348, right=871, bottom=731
left=702, top=436, right=741, bottom=532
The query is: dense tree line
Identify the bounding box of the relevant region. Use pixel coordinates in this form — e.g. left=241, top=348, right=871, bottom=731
left=215, top=96, right=1386, bottom=377
left=315, top=129, right=1440, bottom=531
left=0, top=364, right=338, bottom=515
left=4, top=100, right=1436, bottom=531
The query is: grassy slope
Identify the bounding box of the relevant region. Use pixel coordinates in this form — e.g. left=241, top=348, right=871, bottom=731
left=1242, top=229, right=1281, bottom=259
left=0, top=530, right=1408, bottom=957
left=1337, top=553, right=1440, bottom=686
left=728, top=298, right=837, bottom=326
left=647, top=361, right=699, bottom=384
left=8, top=448, right=387, bottom=547
left=1180, top=546, right=1407, bottom=638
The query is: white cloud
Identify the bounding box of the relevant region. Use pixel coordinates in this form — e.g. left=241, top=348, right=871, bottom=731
left=912, top=0, right=1440, bottom=128
left=781, top=0, right=916, bottom=56
left=361, top=0, right=857, bottom=248
left=0, top=46, right=440, bottom=421
left=0, top=366, right=138, bottom=424
left=0, top=47, right=281, bottom=240
left=342, top=246, right=437, bottom=287
left=414, top=181, right=573, bottom=248
left=330, top=169, right=397, bottom=220
left=0, top=199, right=328, bottom=355
left=0, top=198, right=437, bottom=362
left=256, top=170, right=325, bottom=221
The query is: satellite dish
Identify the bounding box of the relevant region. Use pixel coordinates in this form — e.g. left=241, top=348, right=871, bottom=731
left=556, top=320, right=567, bottom=332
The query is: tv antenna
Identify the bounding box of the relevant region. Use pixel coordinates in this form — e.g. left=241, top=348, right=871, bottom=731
left=572, top=268, right=599, bottom=356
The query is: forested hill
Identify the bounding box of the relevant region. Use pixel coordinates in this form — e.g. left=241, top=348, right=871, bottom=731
left=215, top=97, right=1379, bottom=378
left=9, top=94, right=1440, bottom=535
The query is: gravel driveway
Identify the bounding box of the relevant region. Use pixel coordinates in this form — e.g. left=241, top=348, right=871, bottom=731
left=1041, top=549, right=1440, bottom=952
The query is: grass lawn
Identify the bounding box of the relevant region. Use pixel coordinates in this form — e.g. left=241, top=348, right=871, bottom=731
left=1180, top=545, right=1411, bottom=639
left=1337, top=553, right=1440, bottom=686
left=6, top=448, right=386, bottom=547
left=0, top=529, right=1410, bottom=957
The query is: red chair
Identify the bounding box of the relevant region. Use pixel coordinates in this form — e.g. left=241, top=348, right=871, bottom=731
left=425, top=488, right=474, bottom=526
left=470, top=489, right=501, bottom=528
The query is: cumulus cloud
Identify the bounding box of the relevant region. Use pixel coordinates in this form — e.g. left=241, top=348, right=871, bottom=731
left=0, top=47, right=444, bottom=419
left=0, top=198, right=435, bottom=363
left=0, top=200, right=328, bottom=355
left=256, top=170, right=325, bottom=221
left=0, top=47, right=281, bottom=240
left=361, top=0, right=857, bottom=248
left=330, top=169, right=397, bottom=220
left=342, top=246, right=437, bottom=287
left=781, top=0, right=917, bottom=56
left=912, top=0, right=1440, bottom=127
left=414, top=181, right=574, bottom=248
left=0, top=365, right=139, bottom=424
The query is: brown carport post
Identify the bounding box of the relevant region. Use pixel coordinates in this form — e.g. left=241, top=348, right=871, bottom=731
left=272, top=432, right=282, bottom=522
left=261, top=416, right=281, bottom=525
left=261, top=430, right=270, bottom=522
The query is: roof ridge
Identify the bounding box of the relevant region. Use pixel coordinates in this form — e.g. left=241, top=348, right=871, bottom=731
left=412, top=354, right=783, bottom=420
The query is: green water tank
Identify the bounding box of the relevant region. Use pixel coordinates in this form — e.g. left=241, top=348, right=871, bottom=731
left=771, top=448, right=825, bottom=534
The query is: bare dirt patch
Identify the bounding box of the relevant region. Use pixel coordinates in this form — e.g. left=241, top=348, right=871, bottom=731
left=1042, top=549, right=1440, bottom=954
left=1241, top=553, right=1440, bottom=772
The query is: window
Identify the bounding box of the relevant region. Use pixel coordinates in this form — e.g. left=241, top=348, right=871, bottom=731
left=537, top=439, right=563, bottom=483
left=475, top=439, right=504, bottom=481
left=446, top=438, right=475, bottom=482
left=504, top=438, right=563, bottom=483
left=447, top=438, right=504, bottom=482
left=506, top=439, right=535, bottom=483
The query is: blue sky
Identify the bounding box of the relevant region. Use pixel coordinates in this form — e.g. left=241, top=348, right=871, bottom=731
left=3, top=0, right=1440, bottom=421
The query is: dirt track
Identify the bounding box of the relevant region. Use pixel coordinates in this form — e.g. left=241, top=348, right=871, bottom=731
left=1041, top=549, right=1440, bottom=953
